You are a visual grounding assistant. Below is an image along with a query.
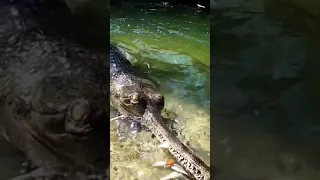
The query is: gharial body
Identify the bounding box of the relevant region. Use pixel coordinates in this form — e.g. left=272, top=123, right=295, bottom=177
left=0, top=1, right=109, bottom=179
left=110, top=44, right=211, bottom=180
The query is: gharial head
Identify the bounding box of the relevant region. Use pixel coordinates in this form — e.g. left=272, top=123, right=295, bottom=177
left=111, top=83, right=165, bottom=117
left=109, top=43, right=164, bottom=117
left=31, top=68, right=109, bottom=135
left=25, top=55, right=109, bottom=169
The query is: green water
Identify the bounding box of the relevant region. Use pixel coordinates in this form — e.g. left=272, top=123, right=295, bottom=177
left=110, top=4, right=210, bottom=180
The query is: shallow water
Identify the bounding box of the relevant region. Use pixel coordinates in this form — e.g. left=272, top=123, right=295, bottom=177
left=110, top=4, right=210, bottom=180
left=212, top=1, right=320, bottom=180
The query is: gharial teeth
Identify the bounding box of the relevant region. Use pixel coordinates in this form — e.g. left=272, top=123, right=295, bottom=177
left=160, top=171, right=184, bottom=180
left=170, top=164, right=189, bottom=176
left=158, top=142, right=170, bottom=149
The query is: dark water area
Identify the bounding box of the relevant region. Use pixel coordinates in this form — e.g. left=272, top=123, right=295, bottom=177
left=23, top=0, right=109, bottom=50
left=212, top=1, right=320, bottom=180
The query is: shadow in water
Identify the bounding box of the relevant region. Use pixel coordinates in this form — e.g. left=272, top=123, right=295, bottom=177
left=212, top=1, right=320, bottom=179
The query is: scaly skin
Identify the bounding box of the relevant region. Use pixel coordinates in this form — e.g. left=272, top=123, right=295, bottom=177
left=143, top=109, right=211, bottom=180
left=110, top=44, right=211, bottom=180
left=0, top=1, right=109, bottom=179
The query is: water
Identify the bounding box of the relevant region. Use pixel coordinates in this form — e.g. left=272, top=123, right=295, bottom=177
left=110, top=4, right=210, bottom=180
left=212, top=1, right=320, bottom=180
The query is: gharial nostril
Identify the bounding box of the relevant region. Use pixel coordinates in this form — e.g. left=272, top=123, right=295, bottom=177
left=70, top=99, right=90, bottom=121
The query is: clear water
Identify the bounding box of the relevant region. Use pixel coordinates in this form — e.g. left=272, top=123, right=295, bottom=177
left=110, top=4, right=210, bottom=180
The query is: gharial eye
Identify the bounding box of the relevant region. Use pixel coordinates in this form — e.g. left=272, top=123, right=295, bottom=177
left=69, top=99, right=90, bottom=122
left=130, top=94, right=139, bottom=103
left=121, top=93, right=140, bottom=105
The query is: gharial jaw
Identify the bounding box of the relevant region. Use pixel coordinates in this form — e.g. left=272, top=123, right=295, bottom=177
left=143, top=109, right=211, bottom=180
left=110, top=110, right=211, bottom=180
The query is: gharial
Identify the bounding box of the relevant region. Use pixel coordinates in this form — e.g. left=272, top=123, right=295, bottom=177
left=110, top=44, right=211, bottom=180
left=0, top=1, right=110, bottom=179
